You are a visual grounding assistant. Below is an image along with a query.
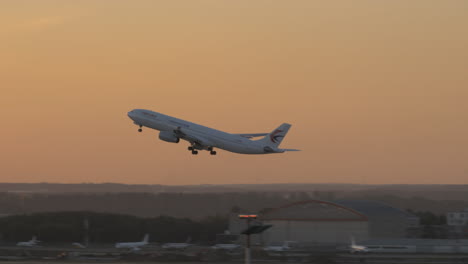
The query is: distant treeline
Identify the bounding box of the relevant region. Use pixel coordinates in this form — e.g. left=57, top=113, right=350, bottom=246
left=0, top=191, right=466, bottom=219
left=0, top=192, right=318, bottom=218
left=0, top=211, right=226, bottom=243
left=1, top=183, right=468, bottom=202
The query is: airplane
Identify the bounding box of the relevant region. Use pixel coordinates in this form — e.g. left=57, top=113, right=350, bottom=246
left=72, top=242, right=87, bottom=248
left=16, top=236, right=40, bottom=247
left=263, top=241, right=299, bottom=252
left=162, top=237, right=192, bottom=250
left=349, top=236, right=369, bottom=254
left=115, top=234, right=149, bottom=251
left=127, top=109, right=300, bottom=155
left=211, top=244, right=241, bottom=250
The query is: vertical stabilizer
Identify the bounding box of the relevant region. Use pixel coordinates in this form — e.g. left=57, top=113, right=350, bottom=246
left=142, top=234, right=149, bottom=243
left=256, top=123, right=291, bottom=147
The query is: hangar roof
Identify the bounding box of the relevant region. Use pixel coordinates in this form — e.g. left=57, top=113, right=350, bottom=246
left=334, top=200, right=418, bottom=221
left=261, top=200, right=368, bottom=222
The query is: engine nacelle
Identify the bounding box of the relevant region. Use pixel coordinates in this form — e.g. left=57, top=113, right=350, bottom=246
left=159, top=131, right=180, bottom=143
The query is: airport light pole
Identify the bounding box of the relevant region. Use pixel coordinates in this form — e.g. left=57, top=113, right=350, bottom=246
left=239, top=214, right=272, bottom=264
left=239, top=214, right=256, bottom=264
left=83, top=218, right=89, bottom=247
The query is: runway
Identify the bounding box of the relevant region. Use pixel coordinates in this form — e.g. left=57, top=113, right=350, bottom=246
left=2, top=245, right=468, bottom=264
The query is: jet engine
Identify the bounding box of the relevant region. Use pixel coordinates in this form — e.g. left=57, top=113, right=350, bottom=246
left=159, top=131, right=180, bottom=143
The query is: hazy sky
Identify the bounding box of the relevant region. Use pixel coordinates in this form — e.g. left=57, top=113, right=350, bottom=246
left=1, top=1, right=468, bottom=185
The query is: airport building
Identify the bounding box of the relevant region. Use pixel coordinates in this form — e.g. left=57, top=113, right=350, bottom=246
left=229, top=199, right=419, bottom=245
left=335, top=200, right=419, bottom=239
left=447, top=208, right=468, bottom=238
left=260, top=200, right=369, bottom=245
left=447, top=208, right=468, bottom=226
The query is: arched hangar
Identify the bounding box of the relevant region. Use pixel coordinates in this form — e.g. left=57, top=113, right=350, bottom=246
left=260, top=200, right=369, bottom=245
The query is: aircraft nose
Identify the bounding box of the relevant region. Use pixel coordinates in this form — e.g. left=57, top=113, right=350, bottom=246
left=127, top=110, right=135, bottom=118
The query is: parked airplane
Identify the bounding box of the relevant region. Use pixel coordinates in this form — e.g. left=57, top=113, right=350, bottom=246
left=127, top=109, right=299, bottom=155
left=349, top=236, right=369, bottom=254
left=162, top=237, right=192, bottom=250
left=115, top=234, right=149, bottom=250
left=16, top=236, right=40, bottom=247
left=72, top=242, right=87, bottom=248
left=211, top=244, right=241, bottom=250
left=264, top=241, right=299, bottom=252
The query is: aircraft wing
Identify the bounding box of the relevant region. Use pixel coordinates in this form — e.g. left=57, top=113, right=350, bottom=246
left=236, top=133, right=268, bottom=139
left=173, top=127, right=214, bottom=148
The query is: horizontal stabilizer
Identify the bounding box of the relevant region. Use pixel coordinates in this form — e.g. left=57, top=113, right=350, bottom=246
left=280, top=149, right=301, bottom=152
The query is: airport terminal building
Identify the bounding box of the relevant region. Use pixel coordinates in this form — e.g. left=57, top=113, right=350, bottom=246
left=229, top=199, right=418, bottom=245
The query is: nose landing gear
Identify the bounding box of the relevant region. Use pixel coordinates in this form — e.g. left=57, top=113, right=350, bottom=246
left=138, top=125, right=143, bottom=132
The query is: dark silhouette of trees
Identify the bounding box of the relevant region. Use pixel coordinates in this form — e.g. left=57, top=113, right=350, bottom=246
left=0, top=192, right=313, bottom=219
left=0, top=212, right=227, bottom=243
left=406, top=209, right=447, bottom=225
left=406, top=209, right=448, bottom=239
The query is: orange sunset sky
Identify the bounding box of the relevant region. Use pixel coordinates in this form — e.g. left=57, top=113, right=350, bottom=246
left=1, top=1, right=467, bottom=185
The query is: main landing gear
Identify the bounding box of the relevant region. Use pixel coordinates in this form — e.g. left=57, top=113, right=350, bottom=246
left=188, top=146, right=198, bottom=155
left=208, top=147, right=217, bottom=155
left=138, top=125, right=142, bottom=132
left=188, top=146, right=216, bottom=155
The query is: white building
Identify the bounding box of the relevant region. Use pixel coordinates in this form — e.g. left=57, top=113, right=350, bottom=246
left=447, top=208, right=468, bottom=226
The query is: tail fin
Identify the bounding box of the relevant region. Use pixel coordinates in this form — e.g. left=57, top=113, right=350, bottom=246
left=31, top=236, right=37, bottom=242
left=142, top=234, right=149, bottom=243
left=256, top=123, right=291, bottom=147
left=350, top=236, right=356, bottom=247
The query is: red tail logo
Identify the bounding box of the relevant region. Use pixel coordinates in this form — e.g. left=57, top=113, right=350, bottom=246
left=270, top=130, right=284, bottom=143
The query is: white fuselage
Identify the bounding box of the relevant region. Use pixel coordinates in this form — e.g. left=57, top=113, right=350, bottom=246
left=115, top=241, right=147, bottom=249
left=16, top=242, right=37, bottom=247
left=211, top=244, right=240, bottom=250
left=162, top=243, right=192, bottom=249
left=264, top=241, right=298, bottom=252
left=17, top=240, right=39, bottom=247
left=127, top=109, right=277, bottom=154
left=350, top=245, right=369, bottom=253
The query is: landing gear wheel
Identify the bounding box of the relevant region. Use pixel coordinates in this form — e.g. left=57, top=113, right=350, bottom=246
left=210, top=151, right=217, bottom=155
left=188, top=146, right=193, bottom=151
left=191, top=150, right=198, bottom=155
left=138, top=125, right=143, bottom=132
